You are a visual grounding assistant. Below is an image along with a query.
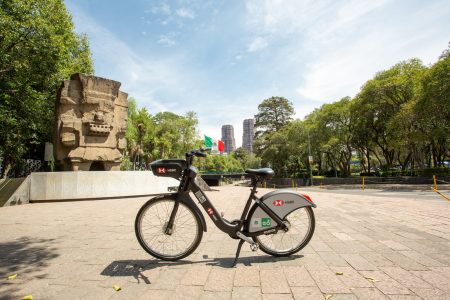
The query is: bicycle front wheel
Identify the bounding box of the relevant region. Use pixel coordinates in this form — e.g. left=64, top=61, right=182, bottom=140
left=135, top=197, right=203, bottom=261
left=254, top=206, right=315, bottom=257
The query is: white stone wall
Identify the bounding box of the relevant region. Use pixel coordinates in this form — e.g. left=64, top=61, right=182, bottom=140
left=30, top=171, right=179, bottom=201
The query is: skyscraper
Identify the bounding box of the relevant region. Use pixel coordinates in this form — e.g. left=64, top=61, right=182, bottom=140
left=242, top=119, right=254, bottom=153
left=221, top=125, right=235, bottom=153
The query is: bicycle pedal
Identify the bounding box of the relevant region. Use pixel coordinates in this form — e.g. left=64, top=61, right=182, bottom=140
left=250, top=243, right=259, bottom=252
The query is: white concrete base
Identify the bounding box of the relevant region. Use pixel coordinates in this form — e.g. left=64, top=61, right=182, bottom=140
left=30, top=171, right=179, bottom=201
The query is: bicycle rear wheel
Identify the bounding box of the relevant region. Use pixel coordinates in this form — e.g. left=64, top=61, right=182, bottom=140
left=135, top=197, right=203, bottom=261
left=254, top=206, right=315, bottom=257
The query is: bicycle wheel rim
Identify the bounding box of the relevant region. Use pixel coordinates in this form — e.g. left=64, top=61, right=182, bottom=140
left=256, top=206, right=313, bottom=254
left=137, top=200, right=200, bottom=258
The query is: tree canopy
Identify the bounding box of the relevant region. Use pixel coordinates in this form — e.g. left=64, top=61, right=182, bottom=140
left=0, top=0, right=93, bottom=177
left=250, top=48, right=450, bottom=178
left=122, top=98, right=202, bottom=170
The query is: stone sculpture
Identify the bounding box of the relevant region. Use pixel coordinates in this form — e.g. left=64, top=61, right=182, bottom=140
left=55, top=74, right=128, bottom=171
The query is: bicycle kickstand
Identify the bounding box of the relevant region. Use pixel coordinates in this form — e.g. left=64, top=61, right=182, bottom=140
left=231, top=240, right=245, bottom=267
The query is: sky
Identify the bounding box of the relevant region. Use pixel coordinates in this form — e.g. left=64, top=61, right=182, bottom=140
left=65, top=0, right=450, bottom=147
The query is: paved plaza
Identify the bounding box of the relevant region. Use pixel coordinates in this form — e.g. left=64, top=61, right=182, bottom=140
left=1, top=185, right=450, bottom=299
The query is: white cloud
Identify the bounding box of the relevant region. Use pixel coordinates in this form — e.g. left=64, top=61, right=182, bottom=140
left=67, top=3, right=190, bottom=112
left=245, top=0, right=450, bottom=104
left=176, top=8, right=195, bottom=19
left=158, top=33, right=177, bottom=47
left=247, top=37, right=268, bottom=52
left=148, top=3, right=171, bottom=15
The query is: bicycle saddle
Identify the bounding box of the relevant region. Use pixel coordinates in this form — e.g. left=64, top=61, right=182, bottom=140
left=245, top=168, right=275, bottom=180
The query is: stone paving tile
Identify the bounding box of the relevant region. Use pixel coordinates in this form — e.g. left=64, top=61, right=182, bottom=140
left=233, top=266, right=260, bottom=287
left=283, top=266, right=316, bottom=287
left=180, top=265, right=212, bottom=286
left=308, top=270, right=349, bottom=294
left=1, top=186, right=450, bottom=299
left=291, top=286, right=324, bottom=299
left=351, top=287, right=390, bottom=300
left=138, top=289, right=176, bottom=300
left=327, top=242, right=358, bottom=254
left=381, top=252, right=428, bottom=271
left=332, top=232, right=355, bottom=241
left=200, top=291, right=231, bottom=300
left=380, top=240, right=412, bottom=251
left=387, top=295, right=421, bottom=300
left=430, top=266, right=450, bottom=279
left=317, top=251, right=350, bottom=267
left=232, top=286, right=262, bottom=300
left=175, top=285, right=204, bottom=300
left=380, top=266, right=432, bottom=289
left=359, top=251, right=396, bottom=267
left=147, top=268, right=187, bottom=290
left=340, top=253, right=378, bottom=271
left=330, top=294, right=358, bottom=300
left=260, top=269, right=291, bottom=294
left=310, top=240, right=334, bottom=252
left=410, top=270, right=450, bottom=292
left=302, top=253, right=330, bottom=271
left=409, top=287, right=448, bottom=300
left=330, top=266, right=373, bottom=288
left=359, top=270, right=411, bottom=295
left=262, top=293, right=294, bottom=300
left=399, top=250, right=445, bottom=267
left=204, top=268, right=235, bottom=292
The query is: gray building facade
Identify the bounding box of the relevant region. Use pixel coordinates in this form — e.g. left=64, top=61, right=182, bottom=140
left=221, top=125, right=236, bottom=153
left=242, top=119, right=254, bottom=153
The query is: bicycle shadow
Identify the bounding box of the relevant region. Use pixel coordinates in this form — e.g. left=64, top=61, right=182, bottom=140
left=100, top=254, right=303, bottom=284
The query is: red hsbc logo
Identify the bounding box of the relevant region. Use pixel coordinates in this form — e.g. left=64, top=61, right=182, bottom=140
left=157, top=168, right=166, bottom=174
left=273, top=200, right=284, bottom=206
left=207, top=208, right=214, bottom=215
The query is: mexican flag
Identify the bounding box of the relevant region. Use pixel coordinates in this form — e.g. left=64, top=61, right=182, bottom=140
left=204, top=135, right=225, bottom=153
left=218, top=140, right=224, bottom=152
left=204, top=135, right=213, bottom=148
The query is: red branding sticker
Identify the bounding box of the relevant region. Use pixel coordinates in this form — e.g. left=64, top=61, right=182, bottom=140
left=157, top=167, right=166, bottom=174
left=207, top=208, right=214, bottom=215
left=273, top=200, right=285, bottom=206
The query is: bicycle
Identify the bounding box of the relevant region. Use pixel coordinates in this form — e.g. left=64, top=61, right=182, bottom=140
left=135, top=148, right=316, bottom=266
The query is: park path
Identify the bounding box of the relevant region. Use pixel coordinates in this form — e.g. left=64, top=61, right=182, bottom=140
left=0, top=185, right=449, bottom=299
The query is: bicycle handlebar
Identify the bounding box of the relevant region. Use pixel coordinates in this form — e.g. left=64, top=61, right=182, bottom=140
left=186, top=148, right=210, bottom=158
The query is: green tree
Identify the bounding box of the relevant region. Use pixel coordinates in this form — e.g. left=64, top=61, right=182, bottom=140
left=414, top=49, right=450, bottom=166
left=153, top=111, right=199, bottom=159
left=0, top=0, right=93, bottom=177
left=311, top=97, right=354, bottom=177
left=254, top=96, right=295, bottom=135
left=123, top=100, right=200, bottom=170
left=351, top=59, right=425, bottom=170
left=233, top=147, right=262, bottom=170
left=253, top=96, right=294, bottom=174
left=196, top=154, right=243, bottom=173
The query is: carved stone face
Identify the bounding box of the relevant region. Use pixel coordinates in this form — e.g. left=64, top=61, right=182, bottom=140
left=55, top=74, right=128, bottom=171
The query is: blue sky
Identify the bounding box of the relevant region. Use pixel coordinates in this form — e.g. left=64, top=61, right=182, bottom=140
left=65, top=0, right=450, bottom=147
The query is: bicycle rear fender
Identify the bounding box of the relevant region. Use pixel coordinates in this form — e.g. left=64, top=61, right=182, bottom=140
left=248, top=190, right=316, bottom=233
left=172, top=192, right=208, bottom=232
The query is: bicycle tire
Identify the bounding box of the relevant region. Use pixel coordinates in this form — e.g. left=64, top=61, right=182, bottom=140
left=135, top=197, right=203, bottom=261
left=251, top=206, right=315, bottom=257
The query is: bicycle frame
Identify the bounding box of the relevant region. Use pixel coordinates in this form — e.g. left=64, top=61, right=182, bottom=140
left=142, top=148, right=317, bottom=266
left=171, top=155, right=287, bottom=239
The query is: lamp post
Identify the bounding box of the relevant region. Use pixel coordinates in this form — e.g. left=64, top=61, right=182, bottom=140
left=307, top=129, right=314, bottom=186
